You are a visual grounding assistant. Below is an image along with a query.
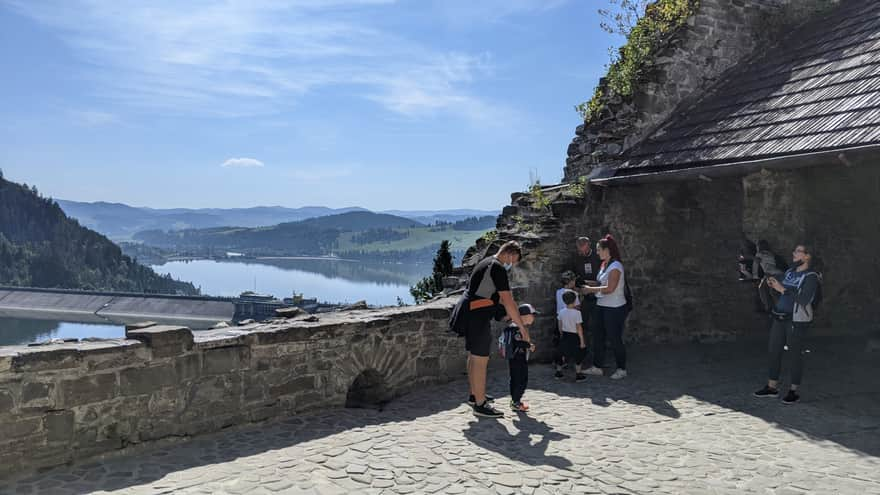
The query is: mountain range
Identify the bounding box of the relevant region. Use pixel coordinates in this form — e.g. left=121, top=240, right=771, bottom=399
left=58, top=200, right=498, bottom=241
left=132, top=211, right=426, bottom=257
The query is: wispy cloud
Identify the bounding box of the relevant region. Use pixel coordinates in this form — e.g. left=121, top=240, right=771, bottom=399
left=222, top=157, right=265, bottom=168
left=286, top=165, right=355, bottom=182
left=70, top=109, right=118, bottom=127
left=4, top=0, right=528, bottom=123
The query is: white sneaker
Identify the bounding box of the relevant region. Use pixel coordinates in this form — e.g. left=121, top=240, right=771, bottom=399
left=584, top=366, right=604, bottom=376
left=610, top=369, right=628, bottom=380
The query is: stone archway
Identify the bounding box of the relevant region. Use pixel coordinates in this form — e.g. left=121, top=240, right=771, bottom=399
left=345, top=369, right=392, bottom=409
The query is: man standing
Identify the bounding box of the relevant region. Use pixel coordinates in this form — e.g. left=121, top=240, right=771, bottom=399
left=574, top=236, right=602, bottom=373
left=464, top=241, right=529, bottom=418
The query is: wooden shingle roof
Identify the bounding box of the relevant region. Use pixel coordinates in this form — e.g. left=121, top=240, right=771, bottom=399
left=616, top=0, right=880, bottom=177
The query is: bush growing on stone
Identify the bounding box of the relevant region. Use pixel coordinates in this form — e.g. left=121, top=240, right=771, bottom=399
left=576, top=0, right=700, bottom=122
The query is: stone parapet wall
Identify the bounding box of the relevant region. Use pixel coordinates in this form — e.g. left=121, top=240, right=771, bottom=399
left=0, top=299, right=462, bottom=478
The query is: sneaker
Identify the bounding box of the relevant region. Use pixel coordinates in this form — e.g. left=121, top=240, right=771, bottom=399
left=583, top=366, right=604, bottom=376
left=510, top=400, right=529, bottom=412
left=753, top=385, right=779, bottom=398
left=554, top=370, right=564, bottom=379
left=610, top=369, right=627, bottom=380
left=467, top=394, right=495, bottom=406
left=575, top=373, right=587, bottom=382
left=473, top=401, right=504, bottom=418
left=782, top=390, right=800, bottom=404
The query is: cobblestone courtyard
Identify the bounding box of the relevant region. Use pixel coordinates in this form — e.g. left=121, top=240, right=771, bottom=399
left=2, top=337, right=878, bottom=495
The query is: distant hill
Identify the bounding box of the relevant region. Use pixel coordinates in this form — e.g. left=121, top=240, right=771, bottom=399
left=133, top=211, right=424, bottom=256
left=0, top=174, right=197, bottom=294
left=57, top=200, right=498, bottom=240
left=57, top=200, right=367, bottom=240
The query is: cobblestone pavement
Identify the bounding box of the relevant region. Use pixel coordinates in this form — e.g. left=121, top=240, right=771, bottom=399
left=2, top=338, right=878, bottom=495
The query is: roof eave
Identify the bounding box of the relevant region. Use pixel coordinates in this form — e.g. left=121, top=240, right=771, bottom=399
left=590, top=144, right=880, bottom=187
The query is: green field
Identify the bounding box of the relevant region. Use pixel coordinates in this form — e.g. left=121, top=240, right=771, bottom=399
left=336, top=227, right=489, bottom=253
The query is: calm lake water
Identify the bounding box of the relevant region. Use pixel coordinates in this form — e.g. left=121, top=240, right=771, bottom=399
left=0, top=258, right=432, bottom=346
left=151, top=258, right=429, bottom=305
left=0, top=317, right=125, bottom=346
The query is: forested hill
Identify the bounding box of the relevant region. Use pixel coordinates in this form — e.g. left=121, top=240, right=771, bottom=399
left=134, top=211, right=424, bottom=255
left=0, top=174, right=197, bottom=294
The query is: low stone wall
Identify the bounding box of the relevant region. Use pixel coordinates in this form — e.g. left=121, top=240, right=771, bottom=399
left=0, top=298, right=462, bottom=478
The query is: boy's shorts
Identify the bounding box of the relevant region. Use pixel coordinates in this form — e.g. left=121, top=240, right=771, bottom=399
left=560, top=332, right=584, bottom=363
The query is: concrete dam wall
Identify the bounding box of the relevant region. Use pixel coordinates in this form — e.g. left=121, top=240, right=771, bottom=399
left=0, top=287, right=235, bottom=326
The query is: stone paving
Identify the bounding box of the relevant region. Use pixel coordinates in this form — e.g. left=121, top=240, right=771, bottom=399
left=1, top=337, right=878, bottom=495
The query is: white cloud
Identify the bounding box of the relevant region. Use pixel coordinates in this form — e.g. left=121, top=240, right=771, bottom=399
left=222, top=157, right=265, bottom=168
left=70, top=110, right=118, bottom=127
left=4, top=0, right=527, bottom=123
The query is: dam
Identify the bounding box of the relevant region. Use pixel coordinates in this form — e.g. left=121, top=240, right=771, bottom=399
left=0, top=286, right=235, bottom=329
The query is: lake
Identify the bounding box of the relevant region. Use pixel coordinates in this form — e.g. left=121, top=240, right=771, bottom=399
left=0, top=258, right=433, bottom=346
left=151, top=258, right=430, bottom=305
left=0, top=317, right=125, bottom=347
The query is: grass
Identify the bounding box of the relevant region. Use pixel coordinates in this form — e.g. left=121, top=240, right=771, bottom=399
left=336, top=227, right=489, bottom=253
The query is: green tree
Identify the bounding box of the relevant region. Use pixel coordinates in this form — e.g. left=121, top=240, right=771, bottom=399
left=411, top=240, right=454, bottom=304
left=431, top=240, right=453, bottom=291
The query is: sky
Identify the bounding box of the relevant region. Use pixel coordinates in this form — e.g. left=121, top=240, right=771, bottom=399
left=0, top=0, right=618, bottom=211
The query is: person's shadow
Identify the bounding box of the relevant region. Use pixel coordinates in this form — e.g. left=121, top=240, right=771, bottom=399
left=463, top=413, right=573, bottom=470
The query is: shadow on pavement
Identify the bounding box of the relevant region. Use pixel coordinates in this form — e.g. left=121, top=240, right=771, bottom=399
left=463, top=413, right=573, bottom=470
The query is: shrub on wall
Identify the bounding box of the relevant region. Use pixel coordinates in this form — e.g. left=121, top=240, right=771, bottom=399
left=576, top=0, right=700, bottom=122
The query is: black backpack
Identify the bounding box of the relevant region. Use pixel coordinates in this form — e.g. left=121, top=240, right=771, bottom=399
left=809, top=272, right=823, bottom=313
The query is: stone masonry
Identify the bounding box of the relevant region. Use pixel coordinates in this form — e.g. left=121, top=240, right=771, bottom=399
left=1, top=336, right=877, bottom=494
left=464, top=160, right=880, bottom=362
left=564, top=0, right=840, bottom=181
left=0, top=298, right=462, bottom=477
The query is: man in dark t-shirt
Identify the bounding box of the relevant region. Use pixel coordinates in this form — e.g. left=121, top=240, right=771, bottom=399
left=573, top=236, right=601, bottom=367
left=463, top=241, right=529, bottom=418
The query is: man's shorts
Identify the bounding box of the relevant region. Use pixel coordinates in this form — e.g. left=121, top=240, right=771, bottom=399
left=464, top=316, right=492, bottom=357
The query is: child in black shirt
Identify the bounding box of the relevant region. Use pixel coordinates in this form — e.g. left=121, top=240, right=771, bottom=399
left=500, top=304, right=539, bottom=412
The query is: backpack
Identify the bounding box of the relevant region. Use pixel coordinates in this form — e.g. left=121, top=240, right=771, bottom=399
left=805, top=272, right=823, bottom=313
left=448, top=294, right=468, bottom=336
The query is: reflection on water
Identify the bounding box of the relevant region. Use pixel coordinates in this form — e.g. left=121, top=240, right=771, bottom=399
left=0, top=317, right=124, bottom=346
left=152, top=258, right=430, bottom=306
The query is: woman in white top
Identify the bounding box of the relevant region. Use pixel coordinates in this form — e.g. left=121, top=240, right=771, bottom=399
left=581, top=234, right=629, bottom=379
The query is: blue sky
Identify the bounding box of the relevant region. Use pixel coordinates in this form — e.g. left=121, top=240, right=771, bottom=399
left=0, top=0, right=618, bottom=210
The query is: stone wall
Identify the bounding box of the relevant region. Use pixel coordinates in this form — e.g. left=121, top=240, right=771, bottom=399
left=0, top=299, right=462, bottom=478
left=472, top=161, right=880, bottom=353
left=564, top=0, right=840, bottom=181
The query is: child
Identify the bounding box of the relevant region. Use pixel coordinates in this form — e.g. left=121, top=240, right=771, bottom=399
left=500, top=304, right=539, bottom=412
left=554, top=271, right=580, bottom=371
left=556, top=270, right=580, bottom=315
left=753, top=240, right=785, bottom=280
left=555, top=290, right=587, bottom=382
left=755, top=240, right=787, bottom=312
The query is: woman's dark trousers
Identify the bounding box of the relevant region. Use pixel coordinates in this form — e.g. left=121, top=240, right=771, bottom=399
left=592, top=305, right=628, bottom=370
left=768, top=318, right=810, bottom=386
left=509, top=354, right=528, bottom=403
